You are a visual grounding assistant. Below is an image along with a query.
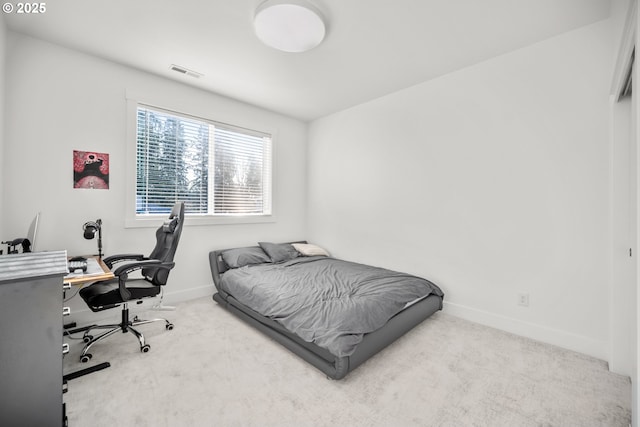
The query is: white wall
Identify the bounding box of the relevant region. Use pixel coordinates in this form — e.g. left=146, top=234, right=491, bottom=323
left=308, top=19, right=613, bottom=359
left=4, top=33, right=308, bottom=319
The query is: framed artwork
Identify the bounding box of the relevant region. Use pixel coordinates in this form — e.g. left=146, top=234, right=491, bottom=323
left=73, top=150, right=109, bottom=189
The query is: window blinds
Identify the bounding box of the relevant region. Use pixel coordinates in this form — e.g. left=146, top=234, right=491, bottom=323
left=136, top=106, right=272, bottom=216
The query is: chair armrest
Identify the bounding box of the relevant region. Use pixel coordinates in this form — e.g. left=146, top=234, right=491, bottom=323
left=112, top=259, right=174, bottom=276
left=112, top=259, right=175, bottom=301
left=103, top=253, right=146, bottom=269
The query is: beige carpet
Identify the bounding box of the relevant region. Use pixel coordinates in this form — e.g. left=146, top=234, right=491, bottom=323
left=63, top=296, right=631, bottom=426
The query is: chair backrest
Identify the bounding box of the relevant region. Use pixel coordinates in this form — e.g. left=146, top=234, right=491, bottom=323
left=143, top=201, right=185, bottom=285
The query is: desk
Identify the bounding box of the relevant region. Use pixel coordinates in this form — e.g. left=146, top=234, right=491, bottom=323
left=0, top=251, right=68, bottom=426
left=62, top=255, right=114, bottom=382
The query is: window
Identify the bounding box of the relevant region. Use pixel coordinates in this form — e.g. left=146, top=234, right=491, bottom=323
left=135, top=105, right=272, bottom=218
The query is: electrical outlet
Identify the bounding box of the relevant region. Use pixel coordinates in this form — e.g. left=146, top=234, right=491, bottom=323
left=518, top=293, right=529, bottom=307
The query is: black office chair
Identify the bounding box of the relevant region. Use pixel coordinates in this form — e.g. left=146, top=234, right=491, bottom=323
left=78, top=201, right=185, bottom=363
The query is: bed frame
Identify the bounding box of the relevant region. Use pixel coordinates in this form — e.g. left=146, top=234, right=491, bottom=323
left=209, top=245, right=443, bottom=380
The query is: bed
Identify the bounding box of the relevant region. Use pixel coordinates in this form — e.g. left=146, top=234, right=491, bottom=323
left=209, top=241, right=444, bottom=380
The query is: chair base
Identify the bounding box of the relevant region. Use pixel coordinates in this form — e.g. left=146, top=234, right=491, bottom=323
left=79, top=303, right=173, bottom=362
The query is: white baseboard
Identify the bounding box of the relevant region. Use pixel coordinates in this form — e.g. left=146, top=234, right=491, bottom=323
left=162, top=284, right=215, bottom=304
left=443, top=301, right=608, bottom=362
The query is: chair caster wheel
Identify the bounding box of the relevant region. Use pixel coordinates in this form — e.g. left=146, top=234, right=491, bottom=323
left=80, top=354, right=92, bottom=363
left=83, top=335, right=93, bottom=343
left=141, top=344, right=150, bottom=353
left=166, top=323, right=174, bottom=330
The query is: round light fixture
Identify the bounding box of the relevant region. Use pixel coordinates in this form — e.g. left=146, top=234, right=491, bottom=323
left=254, top=0, right=326, bottom=53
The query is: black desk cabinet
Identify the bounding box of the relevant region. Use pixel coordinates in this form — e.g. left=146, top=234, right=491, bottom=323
left=0, top=251, right=68, bottom=426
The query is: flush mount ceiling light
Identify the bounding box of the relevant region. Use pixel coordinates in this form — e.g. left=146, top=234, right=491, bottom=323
left=254, top=0, right=326, bottom=53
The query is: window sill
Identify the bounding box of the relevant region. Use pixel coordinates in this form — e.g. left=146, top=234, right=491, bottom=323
left=125, top=214, right=276, bottom=228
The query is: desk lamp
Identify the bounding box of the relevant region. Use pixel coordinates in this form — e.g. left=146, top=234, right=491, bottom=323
left=83, top=219, right=103, bottom=259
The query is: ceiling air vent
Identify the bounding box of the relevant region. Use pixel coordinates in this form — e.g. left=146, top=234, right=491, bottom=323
left=169, top=64, right=203, bottom=79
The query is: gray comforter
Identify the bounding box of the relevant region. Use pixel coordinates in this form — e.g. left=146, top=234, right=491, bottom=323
left=219, top=256, right=443, bottom=357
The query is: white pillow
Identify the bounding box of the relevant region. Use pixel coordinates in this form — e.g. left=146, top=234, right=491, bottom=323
left=292, top=243, right=330, bottom=257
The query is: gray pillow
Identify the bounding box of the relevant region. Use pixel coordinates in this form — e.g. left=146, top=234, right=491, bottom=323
left=258, top=242, right=299, bottom=263
left=222, top=247, right=271, bottom=269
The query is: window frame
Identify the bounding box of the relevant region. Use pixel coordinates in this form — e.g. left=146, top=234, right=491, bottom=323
left=125, top=94, right=277, bottom=228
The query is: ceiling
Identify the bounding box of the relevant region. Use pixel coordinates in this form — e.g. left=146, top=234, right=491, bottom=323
left=3, top=0, right=612, bottom=122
